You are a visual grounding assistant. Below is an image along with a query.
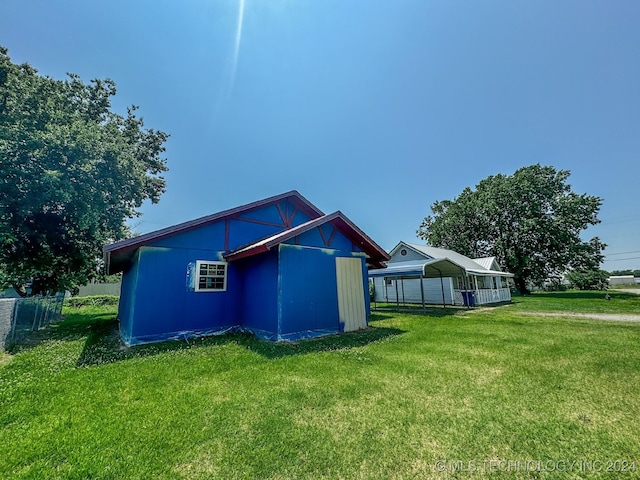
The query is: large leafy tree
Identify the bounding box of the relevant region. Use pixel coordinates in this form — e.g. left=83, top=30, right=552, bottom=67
left=417, top=164, right=605, bottom=294
left=0, top=47, right=168, bottom=295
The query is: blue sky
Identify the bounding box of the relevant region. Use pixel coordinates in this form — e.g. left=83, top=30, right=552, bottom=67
left=2, top=0, right=639, bottom=271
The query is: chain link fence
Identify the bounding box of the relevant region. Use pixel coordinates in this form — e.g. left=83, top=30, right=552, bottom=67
left=0, top=294, right=65, bottom=351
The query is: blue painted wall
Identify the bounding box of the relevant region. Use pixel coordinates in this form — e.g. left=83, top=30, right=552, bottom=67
left=127, top=246, right=240, bottom=344
left=149, top=222, right=227, bottom=250
left=237, top=249, right=279, bottom=339
left=277, top=244, right=370, bottom=340
left=278, top=245, right=341, bottom=339
left=285, top=224, right=355, bottom=252
left=118, top=249, right=140, bottom=344
left=148, top=199, right=314, bottom=252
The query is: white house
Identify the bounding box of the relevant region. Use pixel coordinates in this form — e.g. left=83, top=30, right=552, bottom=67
left=608, top=275, right=636, bottom=286
left=369, top=242, right=514, bottom=307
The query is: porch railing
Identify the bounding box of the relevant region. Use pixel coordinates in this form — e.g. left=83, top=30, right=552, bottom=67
left=453, top=288, right=511, bottom=306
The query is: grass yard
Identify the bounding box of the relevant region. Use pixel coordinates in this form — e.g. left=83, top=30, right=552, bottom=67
left=1, top=292, right=640, bottom=479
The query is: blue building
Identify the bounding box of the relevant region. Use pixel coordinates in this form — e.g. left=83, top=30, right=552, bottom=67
left=104, top=191, right=389, bottom=345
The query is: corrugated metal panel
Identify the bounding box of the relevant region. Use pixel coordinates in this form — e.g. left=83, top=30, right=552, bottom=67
left=278, top=244, right=340, bottom=339
left=238, top=249, right=279, bottom=336
left=336, top=257, right=367, bottom=332
left=474, top=257, right=497, bottom=270
left=149, top=222, right=227, bottom=250
left=118, top=249, right=140, bottom=344
left=125, top=246, right=240, bottom=345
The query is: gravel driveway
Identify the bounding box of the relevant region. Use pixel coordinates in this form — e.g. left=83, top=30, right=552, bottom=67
left=521, top=311, right=640, bottom=322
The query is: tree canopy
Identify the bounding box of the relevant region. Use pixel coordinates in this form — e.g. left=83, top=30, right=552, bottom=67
left=417, top=164, right=605, bottom=294
left=0, top=47, right=168, bottom=295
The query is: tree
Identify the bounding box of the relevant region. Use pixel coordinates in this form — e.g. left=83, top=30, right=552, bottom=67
left=611, top=269, right=640, bottom=277
left=0, top=47, right=168, bottom=296
left=417, top=164, right=605, bottom=294
left=565, top=269, right=609, bottom=291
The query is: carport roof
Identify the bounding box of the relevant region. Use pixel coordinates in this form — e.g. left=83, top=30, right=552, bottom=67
left=368, top=259, right=514, bottom=279
left=368, top=258, right=467, bottom=279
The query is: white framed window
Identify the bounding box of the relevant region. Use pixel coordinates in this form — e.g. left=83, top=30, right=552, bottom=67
left=195, top=260, right=227, bottom=292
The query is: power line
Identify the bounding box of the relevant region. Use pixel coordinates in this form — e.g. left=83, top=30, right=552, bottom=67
left=606, top=250, right=640, bottom=256
left=599, top=214, right=640, bottom=225
left=605, top=256, right=640, bottom=262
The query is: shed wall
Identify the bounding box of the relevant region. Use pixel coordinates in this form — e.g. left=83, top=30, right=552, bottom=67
left=277, top=244, right=368, bottom=340
left=149, top=222, right=227, bottom=250
left=125, top=246, right=239, bottom=345
left=118, top=250, right=140, bottom=344
left=284, top=224, right=355, bottom=252
left=147, top=200, right=314, bottom=253
left=238, top=249, right=279, bottom=339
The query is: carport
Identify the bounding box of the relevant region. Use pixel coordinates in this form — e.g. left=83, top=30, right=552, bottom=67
left=368, top=258, right=471, bottom=313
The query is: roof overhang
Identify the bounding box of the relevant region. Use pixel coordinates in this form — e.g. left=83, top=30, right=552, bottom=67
left=466, top=269, right=514, bottom=278
left=224, top=211, right=391, bottom=267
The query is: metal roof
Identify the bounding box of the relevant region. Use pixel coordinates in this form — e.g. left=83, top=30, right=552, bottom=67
left=375, top=242, right=514, bottom=278
left=225, top=211, right=390, bottom=267
left=401, top=243, right=490, bottom=271
left=473, top=256, right=499, bottom=271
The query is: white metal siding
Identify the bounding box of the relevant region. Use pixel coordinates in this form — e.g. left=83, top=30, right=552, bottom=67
left=336, top=258, right=367, bottom=332
left=373, top=277, right=455, bottom=304
left=389, top=248, right=428, bottom=263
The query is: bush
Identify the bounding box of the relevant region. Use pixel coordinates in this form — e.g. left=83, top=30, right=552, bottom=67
left=64, top=295, right=119, bottom=308
left=544, top=281, right=567, bottom=292
left=565, top=269, right=609, bottom=291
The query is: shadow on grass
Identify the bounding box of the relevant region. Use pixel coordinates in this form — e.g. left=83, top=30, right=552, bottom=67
left=509, top=291, right=640, bottom=312
left=512, top=290, right=640, bottom=301
left=6, top=310, right=117, bottom=354
left=66, top=315, right=407, bottom=367
left=371, top=304, right=476, bottom=318
left=520, top=292, right=594, bottom=301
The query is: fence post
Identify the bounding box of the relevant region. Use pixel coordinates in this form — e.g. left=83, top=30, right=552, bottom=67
left=10, top=300, right=19, bottom=343
left=31, top=298, right=41, bottom=331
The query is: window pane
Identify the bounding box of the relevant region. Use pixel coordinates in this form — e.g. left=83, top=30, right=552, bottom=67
left=196, top=261, right=226, bottom=291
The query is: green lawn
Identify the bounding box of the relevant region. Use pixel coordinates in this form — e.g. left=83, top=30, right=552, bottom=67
left=1, top=292, right=640, bottom=479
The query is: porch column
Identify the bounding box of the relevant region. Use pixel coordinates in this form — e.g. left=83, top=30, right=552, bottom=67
left=420, top=274, right=426, bottom=314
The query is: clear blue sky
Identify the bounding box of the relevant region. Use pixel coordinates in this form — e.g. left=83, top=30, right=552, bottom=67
left=2, top=0, right=639, bottom=271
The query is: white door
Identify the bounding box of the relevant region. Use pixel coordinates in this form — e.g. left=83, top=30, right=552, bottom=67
left=335, top=257, right=367, bottom=332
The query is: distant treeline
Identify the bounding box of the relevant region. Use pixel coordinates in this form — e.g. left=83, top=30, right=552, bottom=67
left=609, top=270, right=640, bottom=277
